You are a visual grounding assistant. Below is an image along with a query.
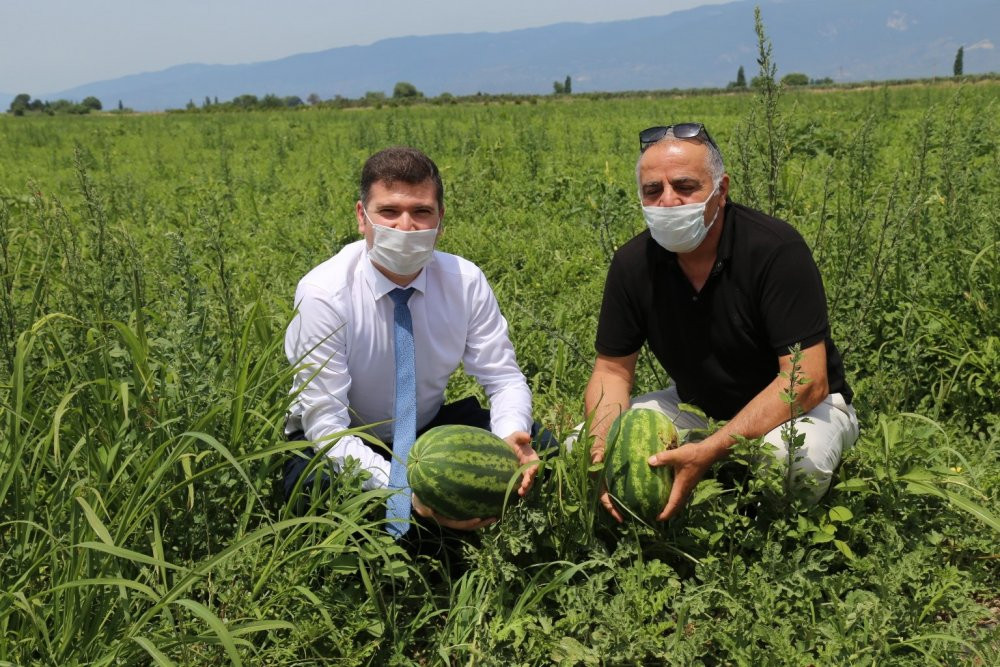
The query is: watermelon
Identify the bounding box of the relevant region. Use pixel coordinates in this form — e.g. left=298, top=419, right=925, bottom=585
left=603, top=408, right=678, bottom=522
left=406, top=424, right=520, bottom=520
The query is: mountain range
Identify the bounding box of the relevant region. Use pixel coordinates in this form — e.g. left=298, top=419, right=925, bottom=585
left=3, top=0, right=998, bottom=112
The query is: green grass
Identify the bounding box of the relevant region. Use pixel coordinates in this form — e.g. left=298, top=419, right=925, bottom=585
left=1, top=78, right=998, bottom=664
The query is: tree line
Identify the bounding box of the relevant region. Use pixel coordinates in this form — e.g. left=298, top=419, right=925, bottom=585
left=6, top=94, right=106, bottom=116
left=7, top=51, right=975, bottom=116
left=725, top=65, right=833, bottom=89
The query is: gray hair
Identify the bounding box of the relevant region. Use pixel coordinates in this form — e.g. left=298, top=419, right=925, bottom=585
left=634, top=129, right=725, bottom=188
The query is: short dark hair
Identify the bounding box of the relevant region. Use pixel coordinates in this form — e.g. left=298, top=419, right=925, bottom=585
left=360, top=147, right=444, bottom=209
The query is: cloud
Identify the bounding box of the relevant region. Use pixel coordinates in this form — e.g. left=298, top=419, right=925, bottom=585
left=967, top=39, right=995, bottom=51
left=886, top=11, right=912, bottom=31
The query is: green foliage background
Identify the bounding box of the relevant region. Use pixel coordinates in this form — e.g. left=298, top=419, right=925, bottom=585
left=1, top=79, right=998, bottom=664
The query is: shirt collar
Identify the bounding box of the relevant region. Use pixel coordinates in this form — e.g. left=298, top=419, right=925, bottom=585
left=716, top=201, right=735, bottom=265
left=361, top=248, right=430, bottom=300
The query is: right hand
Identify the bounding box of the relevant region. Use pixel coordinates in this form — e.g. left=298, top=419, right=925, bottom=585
left=411, top=493, right=497, bottom=531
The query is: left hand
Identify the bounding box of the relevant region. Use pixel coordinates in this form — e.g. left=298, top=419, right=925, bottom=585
left=647, top=440, right=722, bottom=521
left=504, top=430, right=540, bottom=497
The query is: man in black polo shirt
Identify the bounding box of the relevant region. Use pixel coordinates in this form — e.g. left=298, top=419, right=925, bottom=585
left=585, top=123, right=858, bottom=522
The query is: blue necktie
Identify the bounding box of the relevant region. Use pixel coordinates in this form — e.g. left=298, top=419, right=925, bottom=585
left=385, top=287, right=416, bottom=538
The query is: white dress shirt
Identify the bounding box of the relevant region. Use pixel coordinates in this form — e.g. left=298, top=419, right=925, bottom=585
left=285, top=240, right=533, bottom=489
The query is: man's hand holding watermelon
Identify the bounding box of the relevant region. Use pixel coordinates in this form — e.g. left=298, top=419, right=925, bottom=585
left=410, top=429, right=539, bottom=531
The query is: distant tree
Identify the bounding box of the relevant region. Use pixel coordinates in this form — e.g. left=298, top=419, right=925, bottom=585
left=809, top=77, right=834, bottom=86
left=552, top=80, right=565, bottom=94
left=307, top=92, right=322, bottom=105
left=232, top=94, right=259, bottom=109
left=46, top=99, right=88, bottom=114
left=283, top=95, right=303, bottom=107
left=727, top=65, right=748, bottom=89
left=564, top=75, right=572, bottom=94
left=780, top=72, right=809, bottom=86
left=8, top=93, right=31, bottom=115
left=392, top=81, right=421, bottom=98
left=186, top=99, right=197, bottom=111
left=213, top=96, right=219, bottom=105
left=260, top=94, right=284, bottom=109
left=203, top=96, right=212, bottom=109
left=953, top=46, right=964, bottom=76
left=81, top=96, right=102, bottom=111
left=364, top=91, right=387, bottom=105
left=118, top=100, right=124, bottom=111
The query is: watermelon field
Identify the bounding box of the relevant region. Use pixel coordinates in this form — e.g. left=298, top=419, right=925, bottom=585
left=1, top=72, right=999, bottom=664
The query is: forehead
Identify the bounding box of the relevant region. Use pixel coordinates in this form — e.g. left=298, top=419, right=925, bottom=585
left=367, top=178, right=439, bottom=205
left=638, top=140, right=712, bottom=182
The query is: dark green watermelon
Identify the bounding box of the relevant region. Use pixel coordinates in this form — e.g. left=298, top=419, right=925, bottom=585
left=603, top=408, right=677, bottom=522
left=407, top=424, right=520, bottom=520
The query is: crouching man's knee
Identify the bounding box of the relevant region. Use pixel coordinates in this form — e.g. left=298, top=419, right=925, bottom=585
left=761, top=394, right=860, bottom=503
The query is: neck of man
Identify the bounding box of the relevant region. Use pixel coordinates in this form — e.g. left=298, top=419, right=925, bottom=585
left=676, top=216, right=724, bottom=293
left=374, top=262, right=422, bottom=287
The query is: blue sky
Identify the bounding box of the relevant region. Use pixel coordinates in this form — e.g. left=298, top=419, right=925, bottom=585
left=1, top=0, right=733, bottom=94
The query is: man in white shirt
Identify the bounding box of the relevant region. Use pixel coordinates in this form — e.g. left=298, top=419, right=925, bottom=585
left=283, top=146, right=541, bottom=532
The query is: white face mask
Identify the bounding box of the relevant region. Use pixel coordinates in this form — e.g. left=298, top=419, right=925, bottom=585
left=364, top=209, right=439, bottom=276
left=642, top=187, right=721, bottom=253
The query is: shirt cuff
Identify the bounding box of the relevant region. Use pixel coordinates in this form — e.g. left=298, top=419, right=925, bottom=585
left=492, top=416, right=532, bottom=441
left=316, top=433, right=391, bottom=490
left=360, top=458, right=390, bottom=491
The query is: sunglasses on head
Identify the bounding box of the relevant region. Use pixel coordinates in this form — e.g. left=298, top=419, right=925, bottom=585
left=639, top=123, right=719, bottom=153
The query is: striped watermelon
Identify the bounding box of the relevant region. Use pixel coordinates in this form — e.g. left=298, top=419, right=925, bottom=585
left=407, top=424, right=520, bottom=520
left=603, top=408, right=678, bottom=522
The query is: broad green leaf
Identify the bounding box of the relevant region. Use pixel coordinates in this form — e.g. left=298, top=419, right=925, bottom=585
left=828, top=506, right=853, bottom=522
left=74, top=497, right=115, bottom=546
left=941, top=489, right=1000, bottom=534
left=904, top=480, right=1000, bottom=534
left=834, top=477, right=870, bottom=492
left=833, top=539, right=856, bottom=560
left=899, top=467, right=937, bottom=482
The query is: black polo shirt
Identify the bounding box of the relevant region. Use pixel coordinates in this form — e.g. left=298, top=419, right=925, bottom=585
left=596, top=201, right=852, bottom=420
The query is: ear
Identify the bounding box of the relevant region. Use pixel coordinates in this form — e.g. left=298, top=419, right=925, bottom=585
left=436, top=206, right=445, bottom=238
left=718, top=173, right=730, bottom=206
left=356, top=200, right=366, bottom=235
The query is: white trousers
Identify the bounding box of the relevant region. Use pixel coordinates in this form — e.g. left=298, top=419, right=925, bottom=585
left=631, top=387, right=860, bottom=501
